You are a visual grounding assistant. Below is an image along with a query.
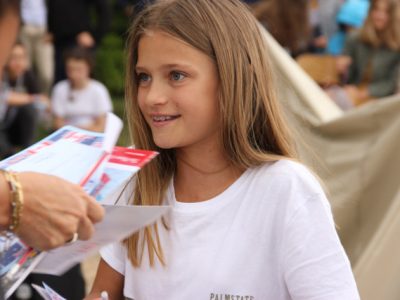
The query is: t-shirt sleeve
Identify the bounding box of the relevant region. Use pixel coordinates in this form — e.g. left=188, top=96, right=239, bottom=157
left=282, top=192, right=360, bottom=300
left=94, top=83, right=113, bottom=116
left=100, top=242, right=126, bottom=276
left=51, top=83, right=67, bottom=117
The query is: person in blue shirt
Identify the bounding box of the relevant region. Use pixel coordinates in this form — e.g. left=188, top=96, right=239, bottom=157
left=327, top=0, right=370, bottom=55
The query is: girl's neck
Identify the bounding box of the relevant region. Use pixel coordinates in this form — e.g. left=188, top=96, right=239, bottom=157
left=178, top=155, right=231, bottom=175
left=174, top=148, right=244, bottom=203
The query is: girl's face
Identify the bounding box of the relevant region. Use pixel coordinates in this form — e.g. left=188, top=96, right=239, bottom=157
left=7, top=45, right=29, bottom=77
left=66, top=58, right=90, bottom=85
left=371, top=0, right=390, bottom=31
left=136, top=30, right=221, bottom=151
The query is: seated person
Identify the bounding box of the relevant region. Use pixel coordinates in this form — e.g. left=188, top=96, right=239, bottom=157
left=51, top=47, right=113, bottom=132
left=0, top=42, right=49, bottom=158
left=334, top=0, right=400, bottom=108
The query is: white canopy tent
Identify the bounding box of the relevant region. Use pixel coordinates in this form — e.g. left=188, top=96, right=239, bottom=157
left=262, top=28, right=400, bottom=300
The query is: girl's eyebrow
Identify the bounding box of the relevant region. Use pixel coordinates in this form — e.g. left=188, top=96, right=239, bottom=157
left=135, top=65, right=147, bottom=73
left=135, top=63, right=194, bottom=73
left=161, top=63, right=193, bottom=70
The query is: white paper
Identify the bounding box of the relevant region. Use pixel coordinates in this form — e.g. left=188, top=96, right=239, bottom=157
left=33, top=204, right=170, bottom=275
left=7, top=140, right=105, bottom=184
left=31, top=284, right=51, bottom=300
left=102, top=112, right=123, bottom=153
left=31, top=282, right=67, bottom=300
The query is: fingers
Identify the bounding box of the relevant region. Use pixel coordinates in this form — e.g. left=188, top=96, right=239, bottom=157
left=17, top=172, right=105, bottom=250
left=85, top=195, right=105, bottom=223
left=77, top=216, right=95, bottom=241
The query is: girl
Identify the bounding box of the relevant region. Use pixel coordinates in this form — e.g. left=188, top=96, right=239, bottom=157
left=51, top=46, right=113, bottom=132
left=87, top=0, right=359, bottom=299
left=335, top=0, right=400, bottom=106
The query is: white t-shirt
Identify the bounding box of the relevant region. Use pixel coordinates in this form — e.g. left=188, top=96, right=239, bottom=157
left=51, top=79, right=112, bottom=127
left=101, top=160, right=360, bottom=300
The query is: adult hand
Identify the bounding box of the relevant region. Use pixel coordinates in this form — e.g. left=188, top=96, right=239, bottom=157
left=17, top=172, right=104, bottom=250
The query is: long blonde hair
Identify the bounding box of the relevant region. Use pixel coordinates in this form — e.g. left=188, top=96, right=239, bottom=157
left=124, top=0, right=297, bottom=267
left=360, top=0, right=400, bottom=50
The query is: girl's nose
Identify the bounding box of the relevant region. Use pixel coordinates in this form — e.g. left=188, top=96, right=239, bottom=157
left=144, top=79, right=169, bottom=106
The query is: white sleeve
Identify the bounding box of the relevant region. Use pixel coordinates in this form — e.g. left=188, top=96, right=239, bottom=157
left=100, top=242, right=126, bottom=276
left=282, top=193, right=360, bottom=300
left=51, top=82, right=67, bottom=117
left=94, top=83, right=113, bottom=116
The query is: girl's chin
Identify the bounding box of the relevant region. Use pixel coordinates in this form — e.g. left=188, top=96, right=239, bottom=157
left=153, top=140, right=178, bottom=150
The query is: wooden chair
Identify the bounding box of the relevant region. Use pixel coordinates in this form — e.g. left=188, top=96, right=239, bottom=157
left=296, top=54, right=340, bottom=86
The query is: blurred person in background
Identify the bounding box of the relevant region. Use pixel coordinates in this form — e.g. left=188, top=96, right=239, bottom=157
left=0, top=42, right=49, bottom=159
left=19, top=0, right=54, bottom=95
left=308, top=0, right=344, bottom=53
left=47, top=0, right=111, bottom=83
left=327, top=0, right=370, bottom=55
left=51, top=46, right=112, bottom=133
left=333, top=0, right=400, bottom=108
left=295, top=0, right=369, bottom=96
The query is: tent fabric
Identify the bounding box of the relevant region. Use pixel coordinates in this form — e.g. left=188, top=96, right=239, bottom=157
left=261, top=28, right=400, bottom=300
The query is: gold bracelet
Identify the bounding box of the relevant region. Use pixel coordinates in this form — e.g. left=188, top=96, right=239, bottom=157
left=1, top=170, right=24, bottom=233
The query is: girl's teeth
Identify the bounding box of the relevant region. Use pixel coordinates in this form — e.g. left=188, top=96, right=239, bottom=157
left=154, top=116, right=173, bottom=121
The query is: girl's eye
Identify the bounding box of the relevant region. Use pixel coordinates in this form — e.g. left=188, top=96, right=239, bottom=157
left=137, top=73, right=151, bottom=84
left=170, top=71, right=186, bottom=81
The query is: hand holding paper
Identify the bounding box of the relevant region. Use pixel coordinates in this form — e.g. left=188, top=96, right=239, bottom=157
left=17, top=172, right=105, bottom=250
left=0, top=113, right=168, bottom=299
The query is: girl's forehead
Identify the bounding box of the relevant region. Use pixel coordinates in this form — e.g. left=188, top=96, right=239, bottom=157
left=139, top=29, right=190, bottom=47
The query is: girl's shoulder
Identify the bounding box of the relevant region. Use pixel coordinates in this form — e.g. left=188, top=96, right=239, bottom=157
left=248, top=160, right=330, bottom=224
left=254, top=159, right=315, bottom=180
left=250, top=159, right=325, bottom=199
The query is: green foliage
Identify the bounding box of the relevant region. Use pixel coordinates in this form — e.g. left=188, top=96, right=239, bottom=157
left=94, top=0, right=131, bottom=97
left=113, top=96, right=131, bottom=147
left=94, top=34, right=126, bottom=97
